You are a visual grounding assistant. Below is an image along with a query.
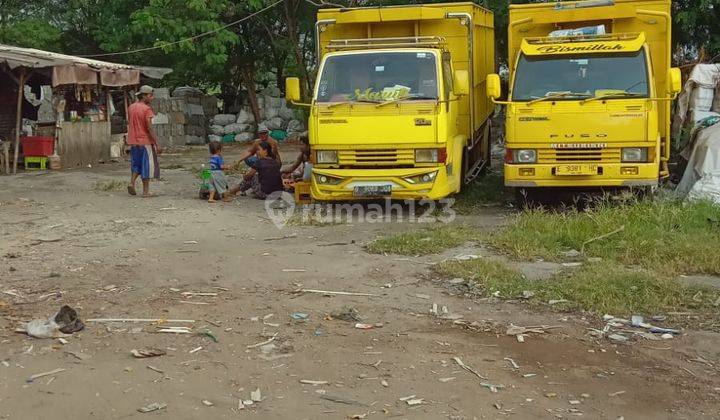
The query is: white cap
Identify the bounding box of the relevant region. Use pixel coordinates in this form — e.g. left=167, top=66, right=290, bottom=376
left=135, top=85, right=154, bottom=96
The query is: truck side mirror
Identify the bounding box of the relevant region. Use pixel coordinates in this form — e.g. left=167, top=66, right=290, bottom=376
left=668, top=67, right=681, bottom=95
left=285, top=77, right=301, bottom=103
left=486, top=73, right=501, bottom=99
left=453, top=70, right=469, bottom=96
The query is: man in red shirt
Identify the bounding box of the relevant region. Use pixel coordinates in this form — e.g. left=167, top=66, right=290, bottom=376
left=127, top=85, right=161, bottom=197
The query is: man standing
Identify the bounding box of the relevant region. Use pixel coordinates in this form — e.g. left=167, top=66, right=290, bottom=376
left=127, top=85, right=161, bottom=197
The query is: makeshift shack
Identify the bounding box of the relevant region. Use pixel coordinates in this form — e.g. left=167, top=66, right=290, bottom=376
left=0, top=44, right=171, bottom=174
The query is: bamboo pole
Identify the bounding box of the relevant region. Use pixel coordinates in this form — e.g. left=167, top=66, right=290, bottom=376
left=12, top=68, right=26, bottom=174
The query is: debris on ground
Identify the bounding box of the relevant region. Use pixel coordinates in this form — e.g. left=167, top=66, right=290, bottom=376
left=506, top=324, right=558, bottom=342
left=250, top=388, right=262, bottom=402
left=399, top=395, right=424, bottom=405
left=138, top=403, right=167, bottom=413
left=320, top=394, right=365, bottom=406
left=295, top=289, right=376, bottom=297
left=597, top=314, right=682, bottom=343
left=28, top=368, right=66, bottom=382
left=130, top=348, right=166, bottom=358
left=24, top=305, right=84, bottom=339
left=453, top=357, right=486, bottom=380
left=354, top=323, right=383, bottom=330
left=201, top=399, right=214, bottom=407
left=290, top=312, right=309, bottom=321
left=329, top=306, right=361, bottom=322
left=299, top=379, right=329, bottom=385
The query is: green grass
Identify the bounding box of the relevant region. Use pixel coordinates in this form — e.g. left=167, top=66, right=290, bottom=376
left=366, top=225, right=480, bottom=255
left=487, top=198, right=720, bottom=277
left=454, top=172, right=508, bottom=213
left=93, top=179, right=125, bottom=191
left=434, top=258, right=719, bottom=315
left=435, top=258, right=532, bottom=297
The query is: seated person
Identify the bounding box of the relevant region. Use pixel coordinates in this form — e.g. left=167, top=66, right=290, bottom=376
left=282, top=135, right=312, bottom=184
left=237, top=141, right=283, bottom=199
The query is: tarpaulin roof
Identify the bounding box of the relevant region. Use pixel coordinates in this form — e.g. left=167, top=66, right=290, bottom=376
left=0, top=43, right=172, bottom=86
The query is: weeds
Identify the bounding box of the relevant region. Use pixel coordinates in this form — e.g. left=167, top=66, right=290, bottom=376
left=454, top=172, right=508, bottom=213
left=93, top=179, right=125, bottom=191
left=366, top=225, right=479, bottom=255
left=487, top=198, right=720, bottom=276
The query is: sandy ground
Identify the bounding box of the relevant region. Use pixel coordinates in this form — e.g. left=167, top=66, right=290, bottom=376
left=1, top=144, right=719, bottom=419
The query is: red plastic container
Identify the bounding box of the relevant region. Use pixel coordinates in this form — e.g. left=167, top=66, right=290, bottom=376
left=21, top=136, right=54, bottom=157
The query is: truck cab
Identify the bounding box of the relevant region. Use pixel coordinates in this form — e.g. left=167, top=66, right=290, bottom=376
left=286, top=3, right=494, bottom=201
left=488, top=0, right=681, bottom=191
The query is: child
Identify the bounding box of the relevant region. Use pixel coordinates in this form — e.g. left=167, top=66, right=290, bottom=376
left=207, top=141, right=233, bottom=203
left=282, top=135, right=313, bottom=182
left=239, top=141, right=283, bottom=199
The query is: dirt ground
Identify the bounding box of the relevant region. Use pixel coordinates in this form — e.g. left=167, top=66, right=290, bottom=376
left=1, top=144, right=719, bottom=419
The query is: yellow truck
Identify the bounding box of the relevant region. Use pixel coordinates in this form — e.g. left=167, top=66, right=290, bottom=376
left=285, top=3, right=494, bottom=201
left=486, top=0, right=681, bottom=192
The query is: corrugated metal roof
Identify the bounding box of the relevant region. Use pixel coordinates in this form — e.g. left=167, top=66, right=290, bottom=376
left=0, top=44, right=172, bottom=79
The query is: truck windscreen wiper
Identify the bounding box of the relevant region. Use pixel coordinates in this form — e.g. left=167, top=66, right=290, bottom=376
left=580, top=91, right=646, bottom=104
left=375, top=95, right=438, bottom=108
left=527, top=91, right=592, bottom=105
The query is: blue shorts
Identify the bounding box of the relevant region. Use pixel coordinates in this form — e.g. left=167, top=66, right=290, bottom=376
left=130, top=145, right=159, bottom=180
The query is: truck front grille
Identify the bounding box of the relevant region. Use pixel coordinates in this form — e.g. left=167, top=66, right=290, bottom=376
left=539, top=148, right=621, bottom=163
left=338, top=149, right=415, bottom=167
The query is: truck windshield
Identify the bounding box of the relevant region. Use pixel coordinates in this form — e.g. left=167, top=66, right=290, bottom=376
left=316, top=52, right=439, bottom=103
left=512, top=51, right=649, bottom=102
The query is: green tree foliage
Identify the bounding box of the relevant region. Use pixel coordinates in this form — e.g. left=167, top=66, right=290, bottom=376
left=673, top=0, right=720, bottom=60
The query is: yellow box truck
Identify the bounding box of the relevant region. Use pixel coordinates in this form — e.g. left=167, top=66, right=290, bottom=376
left=286, top=3, right=494, bottom=201
left=486, top=0, right=681, bottom=192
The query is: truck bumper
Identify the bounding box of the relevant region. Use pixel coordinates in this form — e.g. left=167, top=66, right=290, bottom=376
left=310, top=166, right=457, bottom=201
left=504, top=163, right=659, bottom=188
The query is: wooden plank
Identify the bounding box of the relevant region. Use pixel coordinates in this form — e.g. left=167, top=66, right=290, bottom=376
left=12, top=69, right=26, bottom=174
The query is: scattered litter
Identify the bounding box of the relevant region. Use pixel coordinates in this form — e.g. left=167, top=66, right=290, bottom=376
left=25, top=305, right=84, bottom=339
left=480, top=382, right=505, bottom=393
left=180, top=300, right=209, bottom=305
left=569, top=400, right=581, bottom=405
left=65, top=350, right=92, bottom=361
left=242, top=400, right=254, bottom=406
left=381, top=379, right=389, bottom=387
left=608, top=334, right=629, bottom=343
left=631, top=315, right=644, bottom=327
left=354, top=323, right=382, bottom=330
left=28, top=368, right=66, bottom=382
left=320, top=394, right=365, bottom=406
left=189, top=346, right=203, bottom=354
left=438, top=377, right=455, bottom=383
left=522, top=373, right=537, bottom=378
left=453, top=357, right=486, bottom=380
left=300, top=379, right=329, bottom=385
left=87, top=318, right=195, bottom=323
left=330, top=307, right=361, bottom=322
left=561, top=249, right=581, bottom=258
left=452, top=254, right=480, bottom=261
left=649, top=326, right=680, bottom=335
left=290, top=312, right=309, bottom=321
left=183, top=240, right=199, bottom=245
left=247, top=333, right=278, bottom=349
left=138, top=403, right=167, bottom=413
left=405, top=398, right=424, bottom=406
left=282, top=269, right=307, bottom=273
left=661, top=333, right=674, bottom=340
left=158, top=327, right=192, bottom=334
left=561, top=262, right=583, bottom=268
left=201, top=400, right=214, bottom=407
left=250, top=388, right=262, bottom=402
left=349, top=414, right=367, bottom=419
left=504, top=357, right=520, bottom=369
left=413, top=293, right=431, bottom=300
left=198, top=330, right=219, bottom=343
left=608, top=390, right=626, bottom=397
left=449, top=278, right=465, bottom=285
left=147, top=365, right=164, bottom=374
left=131, top=348, right=166, bottom=358
left=296, top=289, right=376, bottom=297
left=521, top=291, right=535, bottom=299
left=264, top=233, right=298, bottom=241
left=181, top=292, right=218, bottom=297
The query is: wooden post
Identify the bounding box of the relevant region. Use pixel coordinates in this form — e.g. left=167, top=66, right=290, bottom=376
left=12, top=68, right=26, bottom=174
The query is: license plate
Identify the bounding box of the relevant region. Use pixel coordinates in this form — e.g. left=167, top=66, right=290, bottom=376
left=556, top=164, right=599, bottom=176
left=353, top=185, right=392, bottom=197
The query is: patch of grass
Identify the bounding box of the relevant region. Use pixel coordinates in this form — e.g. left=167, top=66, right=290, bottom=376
left=487, top=198, right=720, bottom=276
left=434, top=258, right=720, bottom=315
left=366, top=225, right=480, bottom=255
left=454, top=172, right=508, bottom=213
left=93, top=179, right=125, bottom=191
left=435, top=258, right=532, bottom=298
left=164, top=163, right=185, bottom=170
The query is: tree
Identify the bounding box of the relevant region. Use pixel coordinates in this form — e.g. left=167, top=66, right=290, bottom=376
left=673, top=0, right=720, bottom=62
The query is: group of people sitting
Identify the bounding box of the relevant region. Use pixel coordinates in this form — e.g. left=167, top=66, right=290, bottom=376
left=205, top=127, right=311, bottom=203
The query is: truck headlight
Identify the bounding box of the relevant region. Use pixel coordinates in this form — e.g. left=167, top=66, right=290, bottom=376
left=415, top=148, right=447, bottom=163
left=315, top=174, right=342, bottom=185
left=316, top=150, right=338, bottom=164
left=508, top=149, right=536, bottom=164
left=404, top=171, right=437, bottom=184
left=621, top=147, right=648, bottom=163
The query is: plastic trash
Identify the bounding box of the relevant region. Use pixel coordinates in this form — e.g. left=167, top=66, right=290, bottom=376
left=25, top=305, right=84, bottom=339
